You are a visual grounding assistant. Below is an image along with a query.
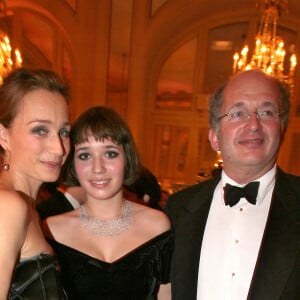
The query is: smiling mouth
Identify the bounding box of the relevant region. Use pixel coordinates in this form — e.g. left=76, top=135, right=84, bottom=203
left=239, top=138, right=264, bottom=145
left=42, top=161, right=62, bottom=168
left=90, top=179, right=110, bottom=185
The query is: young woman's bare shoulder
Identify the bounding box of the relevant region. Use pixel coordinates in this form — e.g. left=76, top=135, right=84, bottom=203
left=43, top=209, right=78, bottom=239
left=133, top=202, right=171, bottom=234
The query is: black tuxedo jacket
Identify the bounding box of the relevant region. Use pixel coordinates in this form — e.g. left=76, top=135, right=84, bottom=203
left=165, top=168, right=300, bottom=300
left=37, top=189, right=74, bottom=220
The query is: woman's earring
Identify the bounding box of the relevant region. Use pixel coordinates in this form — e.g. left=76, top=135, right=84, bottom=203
left=3, top=163, right=9, bottom=171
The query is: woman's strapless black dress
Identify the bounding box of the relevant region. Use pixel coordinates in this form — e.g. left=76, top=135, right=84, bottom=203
left=9, top=253, right=67, bottom=299
left=48, top=230, right=173, bottom=300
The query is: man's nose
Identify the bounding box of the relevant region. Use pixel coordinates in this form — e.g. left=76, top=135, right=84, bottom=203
left=246, top=112, right=261, bottom=130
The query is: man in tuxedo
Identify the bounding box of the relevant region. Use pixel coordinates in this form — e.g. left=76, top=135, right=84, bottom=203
left=37, top=183, right=86, bottom=220
left=165, top=69, right=300, bottom=300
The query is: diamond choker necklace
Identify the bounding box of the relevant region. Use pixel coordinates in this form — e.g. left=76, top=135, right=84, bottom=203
left=79, top=200, right=134, bottom=237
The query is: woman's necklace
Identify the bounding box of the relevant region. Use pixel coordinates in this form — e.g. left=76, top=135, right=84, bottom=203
left=79, top=200, right=134, bottom=237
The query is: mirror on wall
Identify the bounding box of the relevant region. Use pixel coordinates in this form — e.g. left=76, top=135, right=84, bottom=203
left=155, top=37, right=197, bottom=110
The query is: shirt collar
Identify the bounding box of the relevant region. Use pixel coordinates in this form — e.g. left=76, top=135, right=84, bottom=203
left=221, top=165, right=276, bottom=206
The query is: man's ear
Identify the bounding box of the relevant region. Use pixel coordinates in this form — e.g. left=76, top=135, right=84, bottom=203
left=0, top=124, right=9, bottom=151
left=208, top=128, right=220, bottom=152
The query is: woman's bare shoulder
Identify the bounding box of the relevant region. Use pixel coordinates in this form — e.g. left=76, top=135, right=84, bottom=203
left=46, top=208, right=78, bottom=223
left=0, top=190, right=30, bottom=251
left=0, top=189, right=30, bottom=218
left=133, top=202, right=171, bottom=234
left=43, top=209, right=79, bottom=239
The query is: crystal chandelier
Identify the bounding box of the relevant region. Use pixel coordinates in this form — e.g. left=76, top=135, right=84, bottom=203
left=232, top=0, right=297, bottom=92
left=0, top=0, right=22, bottom=83
left=0, top=32, right=22, bottom=82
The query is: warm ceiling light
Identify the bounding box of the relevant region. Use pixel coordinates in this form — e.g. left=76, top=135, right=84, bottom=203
left=0, top=0, right=22, bottom=83
left=232, top=0, right=296, bottom=94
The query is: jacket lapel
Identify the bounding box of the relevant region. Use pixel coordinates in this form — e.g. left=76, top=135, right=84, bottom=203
left=248, top=169, right=300, bottom=300
left=170, top=176, right=220, bottom=299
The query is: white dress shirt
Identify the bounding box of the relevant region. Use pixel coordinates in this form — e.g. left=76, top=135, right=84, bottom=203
left=64, top=191, right=81, bottom=209
left=197, top=165, right=276, bottom=300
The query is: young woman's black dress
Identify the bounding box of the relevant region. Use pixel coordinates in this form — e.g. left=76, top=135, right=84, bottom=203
left=49, top=230, right=173, bottom=300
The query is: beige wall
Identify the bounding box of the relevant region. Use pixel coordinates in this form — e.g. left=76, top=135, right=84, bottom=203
left=4, top=0, right=300, bottom=184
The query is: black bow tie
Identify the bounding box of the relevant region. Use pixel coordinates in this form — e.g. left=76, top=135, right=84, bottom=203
left=223, top=182, right=260, bottom=207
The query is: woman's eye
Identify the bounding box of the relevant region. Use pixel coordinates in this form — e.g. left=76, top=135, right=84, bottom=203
left=105, top=151, right=119, bottom=158
left=32, top=127, right=48, bottom=136
left=78, top=153, right=90, bottom=160
left=60, top=128, right=70, bottom=138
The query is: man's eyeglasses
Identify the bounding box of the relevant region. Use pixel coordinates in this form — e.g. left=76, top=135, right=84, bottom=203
left=217, top=105, right=284, bottom=123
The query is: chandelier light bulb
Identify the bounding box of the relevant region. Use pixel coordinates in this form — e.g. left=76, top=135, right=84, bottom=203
left=232, top=0, right=296, bottom=95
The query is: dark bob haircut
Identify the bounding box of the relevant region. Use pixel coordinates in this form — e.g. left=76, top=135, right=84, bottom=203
left=64, top=106, right=141, bottom=186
